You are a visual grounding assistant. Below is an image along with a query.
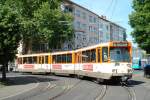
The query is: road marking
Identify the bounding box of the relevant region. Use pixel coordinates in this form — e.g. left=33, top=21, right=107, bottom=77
left=0, top=78, right=40, bottom=100
left=43, top=81, right=51, bottom=91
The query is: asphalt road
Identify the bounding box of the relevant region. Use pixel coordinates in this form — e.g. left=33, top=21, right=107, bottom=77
left=1, top=70, right=150, bottom=100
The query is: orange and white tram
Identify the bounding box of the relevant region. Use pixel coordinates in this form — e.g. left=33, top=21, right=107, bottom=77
left=17, top=41, right=133, bottom=81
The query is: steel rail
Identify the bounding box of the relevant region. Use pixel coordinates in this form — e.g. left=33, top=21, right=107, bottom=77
left=121, top=82, right=137, bottom=100
left=49, top=79, right=81, bottom=100
left=94, top=85, right=108, bottom=100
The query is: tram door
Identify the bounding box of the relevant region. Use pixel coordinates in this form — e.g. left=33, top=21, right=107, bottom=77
left=97, top=48, right=102, bottom=63
left=38, top=56, right=46, bottom=72
left=75, top=52, right=82, bottom=74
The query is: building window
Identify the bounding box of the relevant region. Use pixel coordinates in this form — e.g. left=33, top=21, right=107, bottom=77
left=106, top=25, right=109, bottom=31
left=83, top=37, right=86, bottom=41
left=82, top=24, right=86, bottom=30
left=89, top=15, right=92, bottom=22
left=89, top=26, right=93, bottom=32
left=76, top=9, right=80, bottom=17
left=93, top=17, right=97, bottom=23
left=76, top=21, right=80, bottom=29
left=63, top=6, right=73, bottom=13
left=82, top=12, right=86, bottom=19
left=94, top=27, right=96, bottom=33
left=100, top=23, right=103, bottom=28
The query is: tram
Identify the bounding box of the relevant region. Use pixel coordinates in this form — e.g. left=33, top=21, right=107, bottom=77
left=17, top=41, right=133, bottom=81
left=132, top=57, right=141, bottom=69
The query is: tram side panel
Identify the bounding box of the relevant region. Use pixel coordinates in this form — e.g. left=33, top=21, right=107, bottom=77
left=17, top=54, right=51, bottom=73
left=74, top=48, right=112, bottom=79
left=51, top=52, right=75, bottom=75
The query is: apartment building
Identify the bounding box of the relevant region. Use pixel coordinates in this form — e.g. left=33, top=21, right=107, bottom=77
left=62, top=0, right=99, bottom=49
left=110, top=22, right=126, bottom=41
left=98, top=16, right=110, bottom=43
left=17, top=0, right=127, bottom=54
left=62, top=0, right=126, bottom=50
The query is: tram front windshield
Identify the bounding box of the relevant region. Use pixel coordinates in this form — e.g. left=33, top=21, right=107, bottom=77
left=110, top=48, right=130, bottom=62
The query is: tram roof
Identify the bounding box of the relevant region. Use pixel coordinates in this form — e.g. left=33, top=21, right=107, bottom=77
left=17, top=41, right=130, bottom=57
left=51, top=50, right=74, bottom=55
left=16, top=53, right=51, bottom=57
left=75, top=42, right=110, bottom=52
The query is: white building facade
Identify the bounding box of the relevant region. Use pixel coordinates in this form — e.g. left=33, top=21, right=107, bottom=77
left=62, top=0, right=126, bottom=50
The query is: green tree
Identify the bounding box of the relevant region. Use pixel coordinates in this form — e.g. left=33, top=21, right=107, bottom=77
left=129, top=0, right=150, bottom=53
left=6, top=0, right=73, bottom=53
left=0, top=4, right=21, bottom=80
left=33, top=1, right=73, bottom=49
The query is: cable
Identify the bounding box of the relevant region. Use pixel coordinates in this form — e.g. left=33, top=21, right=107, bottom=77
left=105, top=0, right=114, bottom=15
left=111, top=0, right=118, bottom=17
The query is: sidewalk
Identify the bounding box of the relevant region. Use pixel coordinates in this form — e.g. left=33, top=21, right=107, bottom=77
left=0, top=76, right=39, bottom=100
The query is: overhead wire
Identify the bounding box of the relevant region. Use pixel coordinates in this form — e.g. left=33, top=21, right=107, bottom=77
left=111, top=0, right=117, bottom=17
left=104, top=0, right=114, bottom=15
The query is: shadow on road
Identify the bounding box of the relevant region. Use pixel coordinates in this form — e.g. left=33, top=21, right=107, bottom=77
left=128, top=79, right=145, bottom=86
left=0, top=73, right=58, bottom=86
left=99, top=79, right=145, bottom=87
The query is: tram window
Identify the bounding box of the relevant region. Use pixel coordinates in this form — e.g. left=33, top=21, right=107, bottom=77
left=42, top=56, right=44, bottom=64
left=102, top=47, right=108, bottom=62
left=52, top=54, right=72, bottom=63
left=91, top=49, right=96, bottom=62
left=23, top=57, right=27, bottom=64
left=98, top=48, right=101, bottom=62
left=28, top=57, right=32, bottom=64
left=61, top=54, right=66, bottom=63
left=87, top=51, right=90, bottom=62
left=82, top=50, right=96, bottom=63
left=38, top=56, right=43, bottom=64
left=45, top=56, right=48, bottom=64
left=52, top=55, right=57, bottom=63
left=82, top=51, right=89, bottom=63
left=18, top=58, right=22, bottom=64
left=39, top=56, right=41, bottom=64
left=66, top=54, right=72, bottom=63
left=57, top=55, right=62, bottom=63
left=33, top=57, right=37, bottom=64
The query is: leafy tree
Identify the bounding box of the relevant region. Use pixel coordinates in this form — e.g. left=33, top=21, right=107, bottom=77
left=6, top=0, right=73, bottom=53
left=0, top=4, right=21, bottom=80
left=33, top=1, right=73, bottom=49
left=129, top=0, right=150, bottom=53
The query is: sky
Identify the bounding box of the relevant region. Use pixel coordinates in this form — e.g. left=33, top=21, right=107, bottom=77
left=71, top=0, right=134, bottom=43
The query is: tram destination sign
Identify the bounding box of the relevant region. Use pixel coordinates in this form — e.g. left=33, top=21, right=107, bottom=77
left=113, top=42, right=128, bottom=47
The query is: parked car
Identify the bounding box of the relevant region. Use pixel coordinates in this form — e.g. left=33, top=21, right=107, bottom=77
left=144, top=64, right=150, bottom=78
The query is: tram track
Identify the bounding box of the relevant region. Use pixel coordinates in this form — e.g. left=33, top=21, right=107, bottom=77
left=121, top=82, right=137, bottom=100
left=4, top=74, right=138, bottom=100
left=4, top=75, right=82, bottom=100
left=49, top=78, right=82, bottom=100
left=94, top=85, right=108, bottom=100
